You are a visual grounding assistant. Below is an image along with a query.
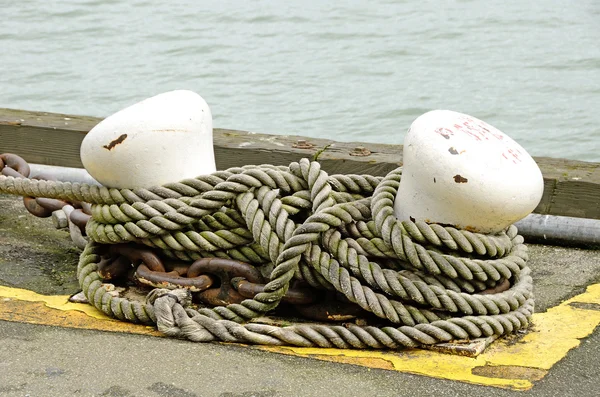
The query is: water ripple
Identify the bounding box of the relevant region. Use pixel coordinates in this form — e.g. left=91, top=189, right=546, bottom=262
left=0, top=0, right=598, bottom=162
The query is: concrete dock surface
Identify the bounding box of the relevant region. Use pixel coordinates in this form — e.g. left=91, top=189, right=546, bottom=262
left=1, top=193, right=600, bottom=396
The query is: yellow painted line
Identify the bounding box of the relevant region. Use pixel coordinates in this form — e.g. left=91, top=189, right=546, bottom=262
left=0, top=285, right=160, bottom=336
left=1, top=284, right=600, bottom=390
left=0, top=285, right=108, bottom=319
left=260, top=284, right=600, bottom=391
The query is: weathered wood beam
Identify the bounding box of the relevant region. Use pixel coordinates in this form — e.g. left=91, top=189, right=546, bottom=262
left=1, top=108, right=599, bottom=219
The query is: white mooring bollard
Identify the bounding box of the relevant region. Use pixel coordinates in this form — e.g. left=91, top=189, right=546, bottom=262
left=394, top=110, right=544, bottom=234
left=80, top=90, right=216, bottom=189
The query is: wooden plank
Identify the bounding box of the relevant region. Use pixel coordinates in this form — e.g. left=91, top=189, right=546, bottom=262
left=1, top=107, right=599, bottom=219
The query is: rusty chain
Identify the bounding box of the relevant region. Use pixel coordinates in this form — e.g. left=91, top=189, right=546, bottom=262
left=0, top=153, right=91, bottom=248
left=1, top=153, right=343, bottom=319
left=0, top=152, right=534, bottom=349
left=1, top=152, right=514, bottom=323
left=92, top=242, right=337, bottom=318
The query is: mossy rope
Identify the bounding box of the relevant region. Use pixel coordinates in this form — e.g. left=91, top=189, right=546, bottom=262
left=0, top=159, right=533, bottom=349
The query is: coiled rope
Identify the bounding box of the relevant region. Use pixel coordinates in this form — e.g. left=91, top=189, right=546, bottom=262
left=0, top=159, right=533, bottom=349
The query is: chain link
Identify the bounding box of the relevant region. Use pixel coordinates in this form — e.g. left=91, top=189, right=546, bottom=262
left=1, top=153, right=90, bottom=249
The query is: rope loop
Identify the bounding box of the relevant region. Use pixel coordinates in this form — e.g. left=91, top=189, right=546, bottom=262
left=0, top=155, right=534, bottom=349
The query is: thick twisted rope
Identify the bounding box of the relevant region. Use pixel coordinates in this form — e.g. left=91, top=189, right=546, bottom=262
left=0, top=158, right=534, bottom=349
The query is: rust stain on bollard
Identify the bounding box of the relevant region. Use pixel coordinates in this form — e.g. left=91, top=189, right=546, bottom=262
left=453, top=174, right=468, bottom=183
left=102, top=134, right=128, bottom=150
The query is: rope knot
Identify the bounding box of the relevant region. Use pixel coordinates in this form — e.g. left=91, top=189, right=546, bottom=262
left=146, top=288, right=192, bottom=307
left=0, top=153, right=535, bottom=349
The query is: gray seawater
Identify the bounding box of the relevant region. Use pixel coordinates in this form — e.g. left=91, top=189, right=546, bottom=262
left=1, top=0, right=599, bottom=161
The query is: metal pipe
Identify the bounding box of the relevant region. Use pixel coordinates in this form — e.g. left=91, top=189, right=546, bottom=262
left=18, top=164, right=600, bottom=248
left=515, top=214, right=600, bottom=247
left=29, top=164, right=101, bottom=185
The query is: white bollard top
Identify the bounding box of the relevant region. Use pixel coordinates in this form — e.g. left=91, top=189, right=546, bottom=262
left=394, top=110, right=544, bottom=234
left=80, top=90, right=216, bottom=189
